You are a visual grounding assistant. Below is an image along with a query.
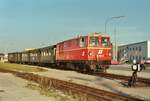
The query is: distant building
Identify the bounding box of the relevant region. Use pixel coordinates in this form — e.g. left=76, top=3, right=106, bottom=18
left=118, top=41, right=150, bottom=62
left=25, top=48, right=35, bottom=51
left=0, top=53, right=8, bottom=62
left=0, top=53, right=4, bottom=62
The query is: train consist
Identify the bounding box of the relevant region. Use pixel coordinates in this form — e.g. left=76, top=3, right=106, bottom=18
left=8, top=33, right=112, bottom=72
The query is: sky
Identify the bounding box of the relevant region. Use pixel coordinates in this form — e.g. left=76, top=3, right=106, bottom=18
left=0, top=0, right=150, bottom=53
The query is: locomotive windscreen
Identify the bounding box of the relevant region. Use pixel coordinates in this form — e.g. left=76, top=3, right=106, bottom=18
left=89, top=37, right=99, bottom=47
left=102, top=37, right=110, bottom=46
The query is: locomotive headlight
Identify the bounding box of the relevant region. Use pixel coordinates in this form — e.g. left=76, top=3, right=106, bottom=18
left=89, top=52, right=92, bottom=56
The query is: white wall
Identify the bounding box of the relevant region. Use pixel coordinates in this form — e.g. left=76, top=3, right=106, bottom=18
left=118, top=41, right=147, bottom=61
left=148, top=41, right=150, bottom=59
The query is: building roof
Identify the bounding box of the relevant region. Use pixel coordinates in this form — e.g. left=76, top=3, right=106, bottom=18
left=0, top=53, right=4, bottom=56
left=118, top=40, right=149, bottom=48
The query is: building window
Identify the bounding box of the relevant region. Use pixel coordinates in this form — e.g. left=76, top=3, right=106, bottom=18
left=139, top=56, right=141, bottom=60
left=139, top=46, right=141, bottom=51
left=127, top=46, right=129, bottom=50
left=130, top=56, right=132, bottom=60
left=136, top=56, right=138, bottom=60
left=136, top=47, right=138, bottom=50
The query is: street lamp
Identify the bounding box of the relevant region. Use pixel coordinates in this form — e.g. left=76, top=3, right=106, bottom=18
left=114, top=27, right=117, bottom=61
left=105, top=16, right=125, bottom=63
left=105, top=16, right=125, bottom=34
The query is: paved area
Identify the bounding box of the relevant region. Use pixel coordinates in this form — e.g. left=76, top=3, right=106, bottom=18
left=1, top=63, right=150, bottom=100
left=0, top=73, right=56, bottom=101
left=108, top=64, right=150, bottom=78
left=34, top=67, right=150, bottom=100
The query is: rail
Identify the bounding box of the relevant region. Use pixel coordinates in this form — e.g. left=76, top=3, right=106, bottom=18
left=95, top=72, right=150, bottom=85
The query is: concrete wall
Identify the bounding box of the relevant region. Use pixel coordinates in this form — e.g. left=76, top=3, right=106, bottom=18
left=118, top=41, right=148, bottom=62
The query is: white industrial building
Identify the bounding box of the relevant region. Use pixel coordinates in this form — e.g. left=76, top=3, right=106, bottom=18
left=118, top=41, right=150, bottom=63
left=0, top=53, right=8, bottom=62
left=0, top=53, right=4, bottom=62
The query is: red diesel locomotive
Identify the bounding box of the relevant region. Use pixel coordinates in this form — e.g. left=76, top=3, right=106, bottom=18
left=56, top=33, right=112, bottom=72
left=8, top=32, right=112, bottom=72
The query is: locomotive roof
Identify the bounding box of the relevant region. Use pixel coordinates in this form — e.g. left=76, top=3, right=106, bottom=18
left=57, top=33, right=110, bottom=44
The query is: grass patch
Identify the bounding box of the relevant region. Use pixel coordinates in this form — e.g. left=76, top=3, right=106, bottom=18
left=26, top=82, right=72, bottom=101
left=0, top=62, right=47, bottom=73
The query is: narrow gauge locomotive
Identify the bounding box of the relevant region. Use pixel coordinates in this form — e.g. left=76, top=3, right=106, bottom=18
left=8, top=33, right=112, bottom=72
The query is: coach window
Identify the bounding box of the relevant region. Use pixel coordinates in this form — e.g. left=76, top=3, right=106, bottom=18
left=46, top=50, right=48, bottom=56
left=47, top=50, right=49, bottom=56
left=49, top=52, right=51, bottom=56
left=43, top=52, right=46, bottom=56
left=89, top=37, right=99, bottom=47
left=43, top=52, right=45, bottom=56
left=79, top=37, right=86, bottom=47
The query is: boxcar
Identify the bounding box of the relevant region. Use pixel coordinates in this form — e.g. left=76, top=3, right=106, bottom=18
left=17, top=52, right=22, bottom=63
left=8, top=52, right=19, bottom=63
left=40, top=45, right=56, bottom=64
left=21, top=51, right=30, bottom=63
left=29, top=49, right=41, bottom=64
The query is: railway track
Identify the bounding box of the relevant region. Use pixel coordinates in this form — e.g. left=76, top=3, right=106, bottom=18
left=94, top=72, right=150, bottom=85
left=0, top=68, right=142, bottom=101
left=58, top=64, right=150, bottom=85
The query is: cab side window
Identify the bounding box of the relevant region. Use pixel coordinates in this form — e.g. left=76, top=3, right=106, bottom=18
left=79, top=37, right=86, bottom=47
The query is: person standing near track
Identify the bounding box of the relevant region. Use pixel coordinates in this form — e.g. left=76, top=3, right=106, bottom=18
left=128, top=60, right=146, bottom=87
left=128, top=60, right=138, bottom=87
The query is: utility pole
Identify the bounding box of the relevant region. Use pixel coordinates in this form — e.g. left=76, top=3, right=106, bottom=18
left=114, top=27, right=117, bottom=61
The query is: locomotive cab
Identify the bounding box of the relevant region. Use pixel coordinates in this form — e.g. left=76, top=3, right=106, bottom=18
left=88, top=35, right=111, bottom=60
left=86, top=33, right=112, bottom=72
